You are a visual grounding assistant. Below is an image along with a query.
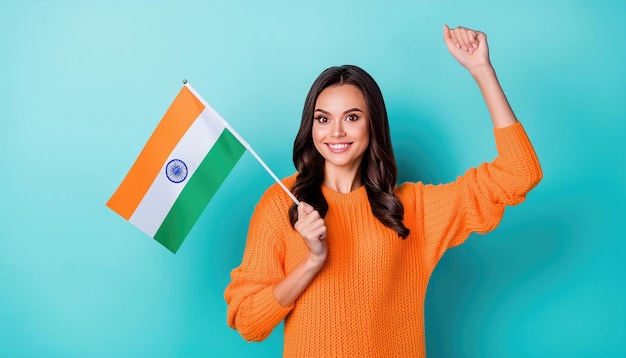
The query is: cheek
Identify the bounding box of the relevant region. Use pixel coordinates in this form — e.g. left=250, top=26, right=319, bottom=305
left=360, top=135, right=371, bottom=153
left=311, top=125, right=321, bottom=142
left=362, top=127, right=370, bottom=141
left=358, top=124, right=371, bottom=144
left=311, top=125, right=325, bottom=152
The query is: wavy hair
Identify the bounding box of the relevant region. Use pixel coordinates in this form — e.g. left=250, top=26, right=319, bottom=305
left=288, top=65, right=409, bottom=238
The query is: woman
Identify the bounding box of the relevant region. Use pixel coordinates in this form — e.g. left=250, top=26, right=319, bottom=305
left=224, top=25, right=542, bottom=357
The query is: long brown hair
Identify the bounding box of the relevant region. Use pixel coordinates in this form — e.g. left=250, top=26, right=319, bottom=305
left=288, top=65, right=410, bottom=238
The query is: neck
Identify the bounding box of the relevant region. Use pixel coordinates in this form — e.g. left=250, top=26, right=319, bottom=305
left=323, top=165, right=362, bottom=193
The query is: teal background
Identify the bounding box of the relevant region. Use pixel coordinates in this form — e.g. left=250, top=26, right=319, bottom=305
left=1, top=0, right=624, bottom=356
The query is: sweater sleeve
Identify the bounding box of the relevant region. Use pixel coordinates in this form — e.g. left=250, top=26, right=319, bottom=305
left=224, top=185, right=295, bottom=341
left=421, top=122, right=542, bottom=266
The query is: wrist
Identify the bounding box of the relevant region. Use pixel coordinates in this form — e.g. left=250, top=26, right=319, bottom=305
left=469, top=64, right=496, bottom=81
left=305, top=253, right=326, bottom=271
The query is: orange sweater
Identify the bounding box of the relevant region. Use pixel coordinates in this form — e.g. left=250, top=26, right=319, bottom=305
left=225, top=122, right=542, bottom=357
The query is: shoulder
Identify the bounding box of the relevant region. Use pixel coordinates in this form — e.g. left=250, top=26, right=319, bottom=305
left=253, top=173, right=297, bottom=219
left=259, top=173, right=296, bottom=202
left=394, top=180, right=461, bottom=209
left=394, top=181, right=425, bottom=208
left=394, top=181, right=423, bottom=198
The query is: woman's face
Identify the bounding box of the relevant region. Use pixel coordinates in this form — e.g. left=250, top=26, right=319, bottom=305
left=312, top=84, right=370, bottom=173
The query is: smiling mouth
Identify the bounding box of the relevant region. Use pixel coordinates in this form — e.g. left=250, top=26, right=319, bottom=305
left=326, top=143, right=352, bottom=153
left=328, top=143, right=350, bottom=150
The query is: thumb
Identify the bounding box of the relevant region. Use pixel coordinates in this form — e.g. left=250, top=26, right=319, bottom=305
left=297, top=201, right=314, bottom=218
left=477, top=31, right=488, bottom=48
left=475, top=31, right=489, bottom=55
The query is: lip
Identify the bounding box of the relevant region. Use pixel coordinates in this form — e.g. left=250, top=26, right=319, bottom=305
left=325, top=142, right=352, bottom=153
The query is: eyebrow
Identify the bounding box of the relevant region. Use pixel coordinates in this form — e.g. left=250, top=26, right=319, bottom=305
left=314, top=108, right=364, bottom=115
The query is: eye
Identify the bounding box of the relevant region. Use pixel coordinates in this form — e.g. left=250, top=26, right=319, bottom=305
left=346, top=114, right=359, bottom=121
left=315, top=116, right=329, bottom=124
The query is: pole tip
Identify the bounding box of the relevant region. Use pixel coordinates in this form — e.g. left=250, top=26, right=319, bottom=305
left=182, top=79, right=188, bottom=84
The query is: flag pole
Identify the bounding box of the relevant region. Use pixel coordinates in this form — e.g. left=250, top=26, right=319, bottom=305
left=183, top=81, right=300, bottom=205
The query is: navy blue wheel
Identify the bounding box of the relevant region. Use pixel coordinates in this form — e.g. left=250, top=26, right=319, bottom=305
left=165, top=159, right=188, bottom=183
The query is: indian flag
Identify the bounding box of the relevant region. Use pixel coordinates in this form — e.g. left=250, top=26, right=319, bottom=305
left=107, top=84, right=246, bottom=253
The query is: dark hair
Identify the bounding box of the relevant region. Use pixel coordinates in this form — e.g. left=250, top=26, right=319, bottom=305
left=288, top=65, right=410, bottom=238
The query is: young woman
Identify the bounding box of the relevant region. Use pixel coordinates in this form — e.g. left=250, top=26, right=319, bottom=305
left=224, top=25, right=542, bottom=357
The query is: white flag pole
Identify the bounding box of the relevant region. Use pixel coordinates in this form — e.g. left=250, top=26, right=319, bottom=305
left=183, top=81, right=300, bottom=205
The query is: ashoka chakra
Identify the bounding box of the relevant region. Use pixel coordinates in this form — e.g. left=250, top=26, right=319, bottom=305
left=165, top=159, right=188, bottom=183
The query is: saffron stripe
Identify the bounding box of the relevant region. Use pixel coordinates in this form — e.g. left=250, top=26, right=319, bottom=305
left=107, top=87, right=205, bottom=219
left=153, top=129, right=246, bottom=253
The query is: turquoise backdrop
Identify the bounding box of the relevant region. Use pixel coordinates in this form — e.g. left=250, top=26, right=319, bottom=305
left=1, top=0, right=624, bottom=357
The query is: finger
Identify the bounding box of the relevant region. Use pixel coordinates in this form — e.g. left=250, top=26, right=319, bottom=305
left=302, top=221, right=326, bottom=242
left=449, top=27, right=460, bottom=49
left=295, top=211, right=321, bottom=233
left=443, top=24, right=452, bottom=43
left=443, top=24, right=450, bottom=36
left=443, top=24, right=458, bottom=51
left=466, top=30, right=479, bottom=51
left=318, top=227, right=327, bottom=240
left=457, top=27, right=472, bottom=51
left=452, top=27, right=466, bottom=50
left=303, top=216, right=324, bottom=233
left=310, top=225, right=327, bottom=241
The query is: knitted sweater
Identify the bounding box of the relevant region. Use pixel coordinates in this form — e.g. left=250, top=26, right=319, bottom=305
left=224, top=122, right=542, bottom=357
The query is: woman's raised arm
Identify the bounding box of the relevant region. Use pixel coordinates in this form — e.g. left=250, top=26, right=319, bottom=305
left=443, top=25, right=518, bottom=129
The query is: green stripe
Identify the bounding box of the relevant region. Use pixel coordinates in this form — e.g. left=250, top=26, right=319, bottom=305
left=154, top=130, right=245, bottom=253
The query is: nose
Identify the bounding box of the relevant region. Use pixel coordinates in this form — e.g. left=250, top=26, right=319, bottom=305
left=331, top=120, right=345, bottom=137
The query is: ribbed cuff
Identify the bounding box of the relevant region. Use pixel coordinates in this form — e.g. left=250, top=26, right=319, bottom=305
left=493, top=121, right=543, bottom=192
left=493, top=122, right=536, bottom=160
left=247, top=285, right=294, bottom=334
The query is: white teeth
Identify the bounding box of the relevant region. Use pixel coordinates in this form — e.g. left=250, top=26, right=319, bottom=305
left=328, top=143, right=349, bottom=149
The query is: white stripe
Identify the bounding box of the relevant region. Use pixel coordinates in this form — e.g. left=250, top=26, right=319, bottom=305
left=129, top=108, right=226, bottom=237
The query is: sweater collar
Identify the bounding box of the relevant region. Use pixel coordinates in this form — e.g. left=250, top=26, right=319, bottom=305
left=321, top=185, right=368, bottom=206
